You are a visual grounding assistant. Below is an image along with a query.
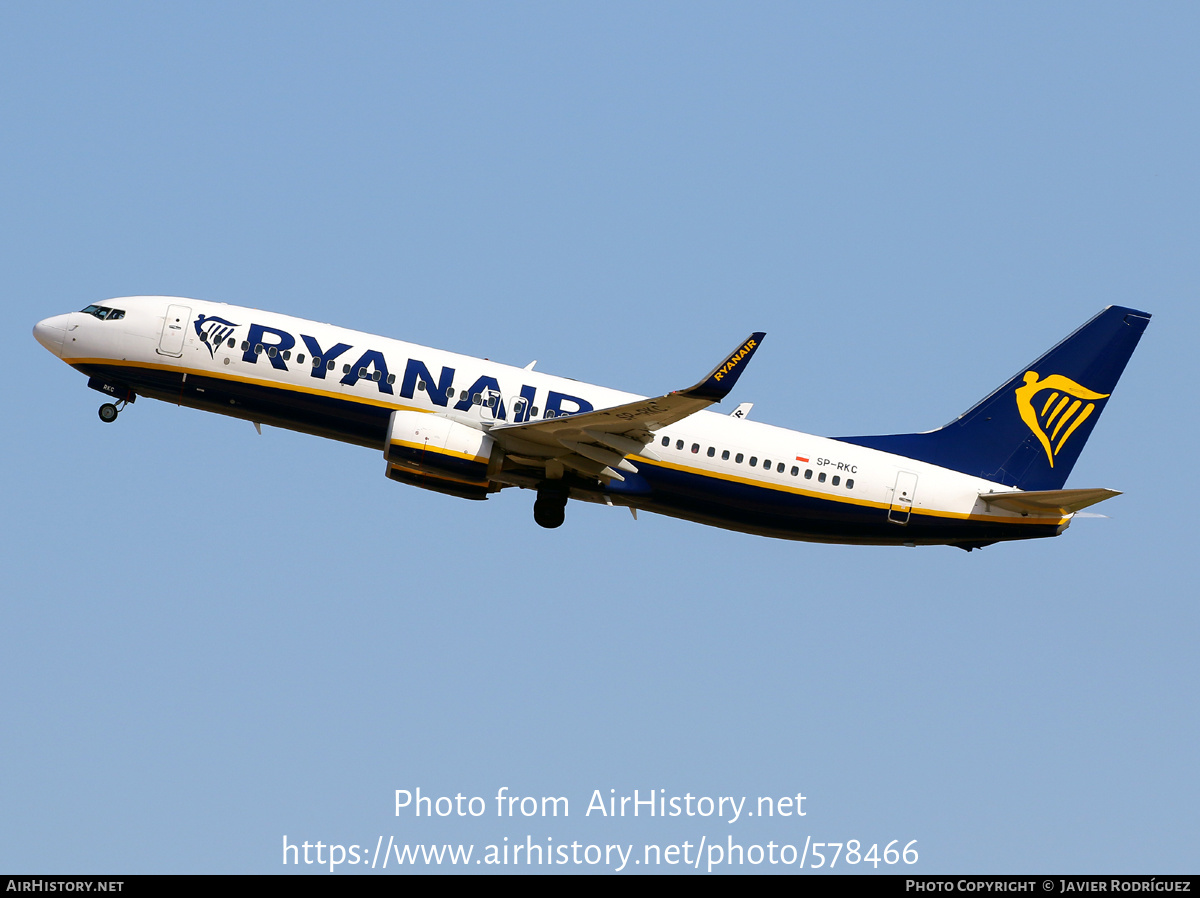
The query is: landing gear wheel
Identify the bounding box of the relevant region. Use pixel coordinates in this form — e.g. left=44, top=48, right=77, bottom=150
left=533, top=483, right=568, bottom=529
left=534, top=498, right=566, bottom=529
left=98, top=403, right=119, bottom=423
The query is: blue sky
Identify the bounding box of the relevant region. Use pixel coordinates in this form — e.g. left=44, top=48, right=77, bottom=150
left=2, top=2, right=1196, bottom=873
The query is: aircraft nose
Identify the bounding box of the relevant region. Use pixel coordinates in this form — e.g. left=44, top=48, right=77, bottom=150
left=33, top=314, right=70, bottom=356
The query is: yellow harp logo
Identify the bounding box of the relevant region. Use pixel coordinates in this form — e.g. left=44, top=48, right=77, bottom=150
left=1015, top=372, right=1110, bottom=467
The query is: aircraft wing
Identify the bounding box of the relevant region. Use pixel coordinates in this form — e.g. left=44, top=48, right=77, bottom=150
left=488, top=332, right=764, bottom=481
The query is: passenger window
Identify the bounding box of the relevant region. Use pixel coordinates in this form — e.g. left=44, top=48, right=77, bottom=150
left=473, top=393, right=482, bottom=405
left=358, top=367, right=368, bottom=377
left=735, top=453, right=744, bottom=464
left=228, top=338, right=236, bottom=348
left=832, top=475, right=840, bottom=486
left=447, top=387, right=455, bottom=397
left=707, top=447, right=715, bottom=457
left=661, top=436, right=670, bottom=447
left=764, top=459, right=771, bottom=470
left=242, top=341, right=250, bottom=351
left=722, top=450, right=730, bottom=461
left=296, top=353, right=305, bottom=364
left=777, top=462, right=784, bottom=473
left=387, top=374, right=396, bottom=385
left=342, top=364, right=350, bottom=373
left=847, top=479, right=855, bottom=489
left=312, top=356, right=322, bottom=367
left=268, top=347, right=277, bottom=358
left=818, top=472, right=826, bottom=483
left=530, top=407, right=538, bottom=416
left=283, top=350, right=291, bottom=360
left=676, top=440, right=684, bottom=450
left=255, top=344, right=264, bottom=354
left=372, top=371, right=381, bottom=382
left=327, top=360, right=335, bottom=371
left=749, top=457, right=757, bottom=467
left=791, top=466, right=799, bottom=476
left=691, top=443, right=699, bottom=454
left=804, top=469, right=813, bottom=480
left=417, top=380, right=426, bottom=391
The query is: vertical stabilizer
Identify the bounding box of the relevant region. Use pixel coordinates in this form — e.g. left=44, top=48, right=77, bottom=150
left=837, top=306, right=1151, bottom=491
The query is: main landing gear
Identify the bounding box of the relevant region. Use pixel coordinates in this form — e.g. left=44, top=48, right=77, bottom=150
left=98, top=399, right=130, bottom=423
left=533, top=482, right=569, bottom=529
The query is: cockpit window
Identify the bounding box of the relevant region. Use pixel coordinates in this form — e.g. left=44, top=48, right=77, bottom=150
left=80, top=305, right=125, bottom=321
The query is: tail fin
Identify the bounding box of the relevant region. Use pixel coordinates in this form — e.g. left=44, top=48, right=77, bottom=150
left=837, top=306, right=1151, bottom=490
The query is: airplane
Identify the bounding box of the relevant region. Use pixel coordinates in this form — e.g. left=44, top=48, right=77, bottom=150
left=33, top=297, right=1150, bottom=550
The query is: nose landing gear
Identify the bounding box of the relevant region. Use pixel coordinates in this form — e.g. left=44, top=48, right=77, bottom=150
left=97, top=398, right=131, bottom=423
left=533, top=482, right=569, bottom=529
left=88, top=377, right=136, bottom=423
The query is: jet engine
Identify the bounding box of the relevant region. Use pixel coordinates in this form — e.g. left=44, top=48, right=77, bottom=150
left=384, top=409, right=501, bottom=500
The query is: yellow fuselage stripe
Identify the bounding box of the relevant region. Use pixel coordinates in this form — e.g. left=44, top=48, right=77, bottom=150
left=637, top=458, right=1063, bottom=526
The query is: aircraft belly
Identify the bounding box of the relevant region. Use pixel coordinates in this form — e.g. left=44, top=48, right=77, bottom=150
left=72, top=362, right=391, bottom=449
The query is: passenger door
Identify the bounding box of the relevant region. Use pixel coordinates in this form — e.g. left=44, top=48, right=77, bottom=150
left=156, top=304, right=191, bottom=357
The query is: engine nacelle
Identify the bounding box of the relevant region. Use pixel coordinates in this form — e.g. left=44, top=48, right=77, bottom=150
left=384, top=410, right=500, bottom=500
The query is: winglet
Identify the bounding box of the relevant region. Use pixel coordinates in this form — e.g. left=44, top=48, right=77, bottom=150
left=682, top=332, right=765, bottom=401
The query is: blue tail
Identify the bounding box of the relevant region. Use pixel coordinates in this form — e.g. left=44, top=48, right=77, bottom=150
left=837, top=306, right=1151, bottom=491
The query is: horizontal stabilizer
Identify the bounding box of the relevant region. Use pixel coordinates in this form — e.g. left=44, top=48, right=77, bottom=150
left=978, top=487, right=1121, bottom=516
